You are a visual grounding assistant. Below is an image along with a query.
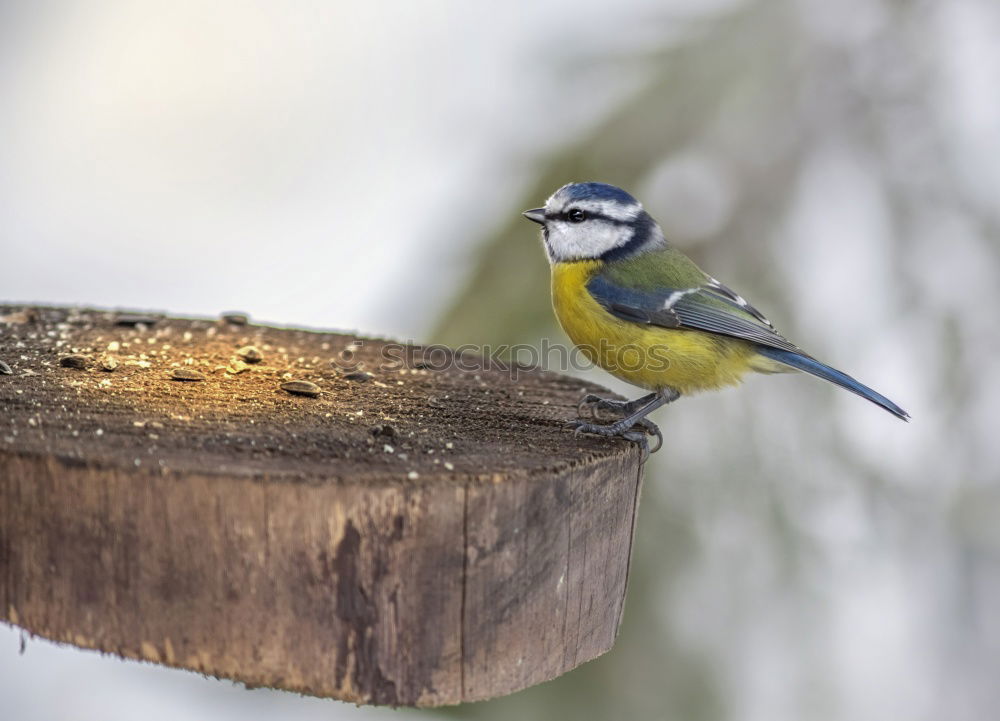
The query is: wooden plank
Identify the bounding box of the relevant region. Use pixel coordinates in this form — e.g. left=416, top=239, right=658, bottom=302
left=0, top=305, right=644, bottom=706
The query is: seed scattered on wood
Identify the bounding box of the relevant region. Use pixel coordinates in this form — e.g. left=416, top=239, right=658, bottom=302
left=99, top=354, right=119, bottom=372
left=0, top=309, right=36, bottom=324
left=343, top=370, right=373, bottom=382
left=221, top=312, right=249, bottom=325
left=280, top=380, right=320, bottom=397
left=170, top=368, right=206, bottom=382
left=226, top=360, right=250, bottom=375
left=236, top=345, right=262, bottom=363
left=369, top=423, right=397, bottom=440
left=115, top=314, right=159, bottom=327
left=0, top=360, right=12, bottom=375
left=59, top=355, right=90, bottom=370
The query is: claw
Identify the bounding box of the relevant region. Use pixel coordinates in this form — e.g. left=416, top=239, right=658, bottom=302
left=640, top=421, right=663, bottom=454
left=576, top=393, right=604, bottom=419
left=617, top=430, right=651, bottom=463
left=565, top=417, right=663, bottom=457
left=630, top=418, right=662, bottom=456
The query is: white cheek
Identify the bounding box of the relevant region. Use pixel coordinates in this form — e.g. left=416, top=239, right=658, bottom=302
left=547, top=222, right=628, bottom=261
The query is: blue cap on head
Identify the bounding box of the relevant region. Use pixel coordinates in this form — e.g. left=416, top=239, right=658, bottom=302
left=558, top=182, right=639, bottom=206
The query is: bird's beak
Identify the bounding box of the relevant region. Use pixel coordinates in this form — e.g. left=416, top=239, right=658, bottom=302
left=522, top=208, right=546, bottom=225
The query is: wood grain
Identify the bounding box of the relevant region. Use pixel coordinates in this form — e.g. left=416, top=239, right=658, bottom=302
left=0, top=305, right=644, bottom=706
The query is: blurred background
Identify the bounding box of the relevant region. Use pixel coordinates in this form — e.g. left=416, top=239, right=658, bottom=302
left=2, top=0, right=998, bottom=719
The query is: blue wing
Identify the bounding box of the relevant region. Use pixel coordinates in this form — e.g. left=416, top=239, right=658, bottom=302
left=586, top=274, right=802, bottom=353
left=587, top=273, right=910, bottom=420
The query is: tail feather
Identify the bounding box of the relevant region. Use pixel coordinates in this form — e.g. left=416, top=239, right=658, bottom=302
left=754, top=346, right=910, bottom=421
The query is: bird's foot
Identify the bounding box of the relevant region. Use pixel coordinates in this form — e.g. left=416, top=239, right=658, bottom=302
left=566, top=416, right=663, bottom=458
left=577, top=392, right=652, bottom=421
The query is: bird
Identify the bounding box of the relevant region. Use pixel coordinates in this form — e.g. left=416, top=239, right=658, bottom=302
left=523, top=181, right=909, bottom=454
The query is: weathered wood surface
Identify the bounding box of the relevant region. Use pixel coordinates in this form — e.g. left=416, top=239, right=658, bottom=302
left=0, top=305, right=644, bottom=706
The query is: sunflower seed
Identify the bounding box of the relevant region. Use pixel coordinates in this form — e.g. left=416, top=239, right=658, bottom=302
left=115, top=313, right=159, bottom=326
left=170, top=368, right=206, bottom=381
left=236, top=345, right=263, bottom=363
left=0, top=360, right=12, bottom=375
left=369, top=423, right=397, bottom=440
left=221, top=312, right=249, bottom=325
left=343, top=370, right=374, bottom=382
left=99, top=354, right=119, bottom=372
left=0, top=310, right=35, bottom=324
left=60, top=355, right=90, bottom=370
left=280, top=380, right=320, bottom=397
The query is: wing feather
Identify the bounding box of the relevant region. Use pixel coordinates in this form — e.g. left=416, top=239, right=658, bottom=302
left=587, top=274, right=802, bottom=354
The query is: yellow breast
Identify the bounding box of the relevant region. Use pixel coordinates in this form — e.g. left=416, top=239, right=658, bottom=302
left=550, top=261, right=759, bottom=394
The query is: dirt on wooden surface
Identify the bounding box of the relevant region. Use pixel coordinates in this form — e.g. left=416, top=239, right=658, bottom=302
left=0, top=305, right=636, bottom=482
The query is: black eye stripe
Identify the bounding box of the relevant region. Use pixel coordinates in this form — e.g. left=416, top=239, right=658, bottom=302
left=551, top=210, right=633, bottom=226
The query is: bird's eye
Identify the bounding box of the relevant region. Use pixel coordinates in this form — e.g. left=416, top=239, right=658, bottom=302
left=567, top=208, right=586, bottom=223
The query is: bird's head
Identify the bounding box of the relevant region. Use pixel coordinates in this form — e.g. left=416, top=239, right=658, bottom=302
left=523, top=182, right=664, bottom=264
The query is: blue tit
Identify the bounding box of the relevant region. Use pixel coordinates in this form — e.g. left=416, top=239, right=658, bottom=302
left=523, top=182, right=909, bottom=454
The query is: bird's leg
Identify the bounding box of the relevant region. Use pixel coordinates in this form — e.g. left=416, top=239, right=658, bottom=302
left=578, top=391, right=657, bottom=421
left=568, top=388, right=680, bottom=456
